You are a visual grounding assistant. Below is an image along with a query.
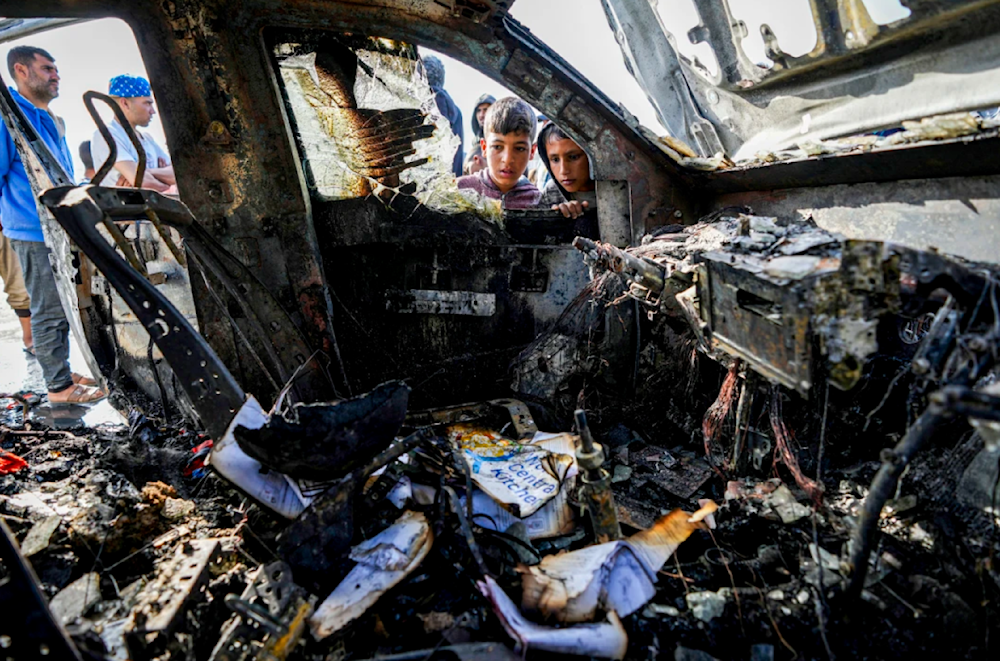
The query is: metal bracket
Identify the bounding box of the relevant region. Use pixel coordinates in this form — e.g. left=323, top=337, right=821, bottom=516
left=84, top=90, right=146, bottom=188
left=209, top=562, right=315, bottom=661
left=125, top=539, right=222, bottom=660
left=41, top=186, right=246, bottom=442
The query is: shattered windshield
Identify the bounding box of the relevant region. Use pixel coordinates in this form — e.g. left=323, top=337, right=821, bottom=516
left=275, top=36, right=458, bottom=202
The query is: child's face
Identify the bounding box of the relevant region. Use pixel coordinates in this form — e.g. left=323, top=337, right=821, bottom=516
left=546, top=136, right=593, bottom=192
left=466, top=153, right=485, bottom=175
left=481, top=131, right=536, bottom=193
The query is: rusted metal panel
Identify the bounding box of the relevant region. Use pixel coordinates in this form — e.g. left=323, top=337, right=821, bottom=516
left=559, top=96, right=602, bottom=142
left=708, top=172, right=1000, bottom=264
left=703, top=255, right=814, bottom=394
left=502, top=48, right=573, bottom=111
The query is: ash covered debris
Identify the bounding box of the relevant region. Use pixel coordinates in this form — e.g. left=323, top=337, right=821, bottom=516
left=1, top=208, right=999, bottom=660
left=4, top=0, right=1000, bottom=657
left=646, top=110, right=1000, bottom=171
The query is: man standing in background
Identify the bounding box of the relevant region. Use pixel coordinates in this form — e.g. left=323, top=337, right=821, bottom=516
left=423, top=56, right=464, bottom=177
left=0, top=222, right=32, bottom=354
left=78, top=140, right=96, bottom=183
left=0, top=46, right=104, bottom=404
left=90, top=74, right=175, bottom=191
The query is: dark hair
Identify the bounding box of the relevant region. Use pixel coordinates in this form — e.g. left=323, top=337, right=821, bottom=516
left=423, top=55, right=444, bottom=89
left=540, top=123, right=570, bottom=145
left=79, top=141, right=94, bottom=169
left=7, top=46, right=54, bottom=78
left=483, top=96, right=536, bottom=142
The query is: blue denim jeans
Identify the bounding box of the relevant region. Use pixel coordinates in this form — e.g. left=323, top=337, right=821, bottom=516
left=10, top=239, right=73, bottom=392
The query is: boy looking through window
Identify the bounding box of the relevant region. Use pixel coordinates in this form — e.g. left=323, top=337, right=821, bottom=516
left=457, top=97, right=541, bottom=209
left=537, top=123, right=595, bottom=220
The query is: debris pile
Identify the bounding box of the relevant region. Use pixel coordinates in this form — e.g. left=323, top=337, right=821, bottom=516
left=646, top=111, right=1000, bottom=171
left=3, top=209, right=1000, bottom=659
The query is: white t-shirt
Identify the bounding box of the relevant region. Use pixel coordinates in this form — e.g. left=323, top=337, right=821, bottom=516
left=89, top=121, right=171, bottom=187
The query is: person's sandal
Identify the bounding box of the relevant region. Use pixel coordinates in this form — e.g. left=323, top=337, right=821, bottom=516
left=23, top=345, right=34, bottom=357
left=71, top=373, right=98, bottom=387
left=48, top=384, right=107, bottom=407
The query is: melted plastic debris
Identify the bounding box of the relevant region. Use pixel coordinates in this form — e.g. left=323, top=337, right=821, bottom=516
left=887, top=111, right=983, bottom=143
left=737, top=111, right=997, bottom=167
left=641, top=126, right=735, bottom=171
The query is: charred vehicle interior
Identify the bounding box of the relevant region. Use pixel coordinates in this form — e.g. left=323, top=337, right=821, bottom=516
left=2, top=1, right=1000, bottom=659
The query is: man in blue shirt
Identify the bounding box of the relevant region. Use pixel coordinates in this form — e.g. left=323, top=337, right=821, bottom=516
left=0, top=46, right=104, bottom=404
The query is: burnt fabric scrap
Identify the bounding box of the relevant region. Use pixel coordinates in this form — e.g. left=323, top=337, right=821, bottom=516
left=233, top=381, right=409, bottom=479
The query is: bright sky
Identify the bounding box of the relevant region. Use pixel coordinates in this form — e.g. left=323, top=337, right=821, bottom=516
left=432, top=0, right=667, bottom=150
left=0, top=0, right=913, bottom=177
left=0, top=19, right=165, bottom=180
left=429, top=0, right=910, bottom=149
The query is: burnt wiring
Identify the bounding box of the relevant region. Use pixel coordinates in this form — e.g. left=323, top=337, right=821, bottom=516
left=146, top=336, right=168, bottom=414
left=812, top=382, right=836, bottom=661
left=848, top=266, right=1000, bottom=598
left=769, top=386, right=822, bottom=502
left=191, top=255, right=282, bottom=396
left=863, top=364, right=910, bottom=432
left=440, top=485, right=490, bottom=578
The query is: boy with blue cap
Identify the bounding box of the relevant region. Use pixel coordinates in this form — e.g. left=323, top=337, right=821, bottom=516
left=0, top=46, right=104, bottom=404
left=90, top=74, right=175, bottom=192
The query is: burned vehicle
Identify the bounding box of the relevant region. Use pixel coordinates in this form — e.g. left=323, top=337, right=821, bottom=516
left=2, top=1, right=1000, bottom=659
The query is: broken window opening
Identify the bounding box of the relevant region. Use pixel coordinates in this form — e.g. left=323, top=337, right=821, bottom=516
left=512, top=0, right=667, bottom=132
left=726, top=0, right=818, bottom=64
left=864, top=0, right=912, bottom=26
left=648, top=0, right=722, bottom=76
left=273, top=33, right=502, bottom=221
left=0, top=18, right=198, bottom=412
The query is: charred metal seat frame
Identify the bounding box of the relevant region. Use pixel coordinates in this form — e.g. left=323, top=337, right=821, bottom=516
left=42, top=185, right=246, bottom=443
left=81, top=89, right=337, bottom=408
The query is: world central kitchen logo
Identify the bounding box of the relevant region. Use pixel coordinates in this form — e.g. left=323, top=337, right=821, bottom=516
left=455, top=429, right=524, bottom=470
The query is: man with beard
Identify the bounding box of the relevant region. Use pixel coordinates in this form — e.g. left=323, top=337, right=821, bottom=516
left=466, top=93, right=495, bottom=170
left=0, top=46, right=105, bottom=404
